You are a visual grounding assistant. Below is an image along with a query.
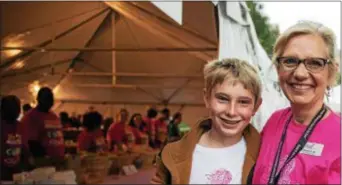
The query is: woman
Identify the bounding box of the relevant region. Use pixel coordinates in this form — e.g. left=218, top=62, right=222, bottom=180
left=106, top=109, right=132, bottom=151
left=151, top=58, right=262, bottom=184
left=128, top=113, right=148, bottom=144
left=252, top=21, right=340, bottom=184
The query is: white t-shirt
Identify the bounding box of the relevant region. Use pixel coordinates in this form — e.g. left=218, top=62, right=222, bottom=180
left=189, top=138, right=246, bottom=184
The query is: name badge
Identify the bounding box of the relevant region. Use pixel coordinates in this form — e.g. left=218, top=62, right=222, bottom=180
left=300, top=142, right=324, bottom=156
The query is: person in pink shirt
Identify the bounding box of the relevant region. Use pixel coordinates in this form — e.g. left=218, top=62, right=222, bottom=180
left=106, top=108, right=131, bottom=151
left=143, top=108, right=158, bottom=148
left=128, top=113, right=147, bottom=144
left=154, top=108, right=170, bottom=148
left=1, top=95, right=31, bottom=180
left=60, top=112, right=72, bottom=128
left=77, top=111, right=106, bottom=153
left=250, top=21, right=340, bottom=184
left=19, top=87, right=65, bottom=159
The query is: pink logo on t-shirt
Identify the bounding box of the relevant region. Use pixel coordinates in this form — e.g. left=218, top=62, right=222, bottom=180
left=44, top=120, right=64, bottom=146
left=4, top=134, right=22, bottom=167
left=95, top=137, right=106, bottom=152
left=259, top=154, right=296, bottom=184
left=206, top=168, right=232, bottom=184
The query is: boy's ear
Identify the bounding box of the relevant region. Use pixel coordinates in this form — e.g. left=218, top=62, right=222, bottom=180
left=253, top=97, right=262, bottom=116
left=203, top=88, right=210, bottom=108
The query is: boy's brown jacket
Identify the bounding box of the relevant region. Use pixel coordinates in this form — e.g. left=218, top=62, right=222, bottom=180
left=151, top=118, right=260, bottom=184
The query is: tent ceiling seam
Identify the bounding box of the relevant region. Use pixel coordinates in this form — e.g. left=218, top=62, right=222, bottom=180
left=77, top=60, right=106, bottom=72
left=71, top=10, right=113, bottom=72
left=2, top=5, right=107, bottom=40
left=131, top=2, right=217, bottom=46
left=135, top=86, right=164, bottom=102
left=164, top=78, right=192, bottom=105
left=122, top=16, right=141, bottom=48
left=1, top=58, right=73, bottom=79
left=106, top=1, right=214, bottom=61
left=51, top=9, right=111, bottom=93
left=1, top=8, right=111, bottom=69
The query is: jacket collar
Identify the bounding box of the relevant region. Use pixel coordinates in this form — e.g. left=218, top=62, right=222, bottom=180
left=161, top=118, right=260, bottom=184
left=169, top=118, right=259, bottom=163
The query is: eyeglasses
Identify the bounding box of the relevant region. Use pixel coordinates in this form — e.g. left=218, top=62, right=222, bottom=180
left=276, top=57, right=331, bottom=73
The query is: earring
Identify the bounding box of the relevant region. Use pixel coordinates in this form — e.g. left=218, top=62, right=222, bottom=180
left=326, top=86, right=332, bottom=98
left=275, top=82, right=281, bottom=92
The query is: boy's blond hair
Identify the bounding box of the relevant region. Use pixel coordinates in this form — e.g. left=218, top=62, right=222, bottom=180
left=203, top=58, right=262, bottom=103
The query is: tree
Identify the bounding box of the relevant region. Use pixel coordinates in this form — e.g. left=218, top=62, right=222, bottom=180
left=336, top=72, right=341, bottom=85
left=247, top=1, right=280, bottom=56
left=335, top=50, right=341, bottom=86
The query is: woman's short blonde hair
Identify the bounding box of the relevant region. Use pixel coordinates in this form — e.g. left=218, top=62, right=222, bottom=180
left=272, top=20, right=339, bottom=86
left=203, top=58, right=262, bottom=103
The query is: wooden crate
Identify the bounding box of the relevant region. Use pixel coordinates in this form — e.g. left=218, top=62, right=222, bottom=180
left=157, top=132, right=167, bottom=143
left=32, top=157, right=68, bottom=170
left=107, top=152, right=140, bottom=175
left=137, top=150, right=158, bottom=169
left=77, top=154, right=111, bottom=184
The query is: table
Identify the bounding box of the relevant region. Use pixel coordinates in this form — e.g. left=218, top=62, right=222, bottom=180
left=102, top=167, right=156, bottom=184
left=1, top=181, right=13, bottom=184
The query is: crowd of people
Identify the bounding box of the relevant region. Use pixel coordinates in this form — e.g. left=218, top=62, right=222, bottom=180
left=1, top=86, right=186, bottom=180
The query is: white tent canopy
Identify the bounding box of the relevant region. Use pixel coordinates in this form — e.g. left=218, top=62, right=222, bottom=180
left=0, top=1, right=217, bottom=125
left=216, top=1, right=288, bottom=130
left=326, top=85, right=341, bottom=113
left=0, top=1, right=288, bottom=130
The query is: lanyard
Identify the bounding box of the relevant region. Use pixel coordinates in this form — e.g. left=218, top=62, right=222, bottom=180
left=268, top=105, right=327, bottom=185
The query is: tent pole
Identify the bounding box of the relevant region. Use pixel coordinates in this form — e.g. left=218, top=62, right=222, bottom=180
left=65, top=72, right=203, bottom=78
left=104, top=1, right=214, bottom=61
left=50, top=17, right=56, bottom=78
left=1, top=71, right=203, bottom=79
left=1, top=46, right=216, bottom=52
left=55, top=99, right=205, bottom=107
left=111, top=11, right=116, bottom=85
left=72, top=83, right=202, bottom=89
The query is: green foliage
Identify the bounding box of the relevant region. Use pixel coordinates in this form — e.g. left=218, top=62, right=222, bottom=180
left=336, top=50, right=341, bottom=86
left=336, top=71, right=341, bottom=85
left=247, top=1, right=280, bottom=56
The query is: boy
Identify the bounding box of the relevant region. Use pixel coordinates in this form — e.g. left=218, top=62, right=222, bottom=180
left=151, top=58, right=262, bottom=184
